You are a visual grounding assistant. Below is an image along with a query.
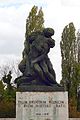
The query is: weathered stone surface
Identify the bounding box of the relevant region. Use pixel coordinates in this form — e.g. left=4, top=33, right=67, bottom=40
left=16, top=92, right=68, bottom=120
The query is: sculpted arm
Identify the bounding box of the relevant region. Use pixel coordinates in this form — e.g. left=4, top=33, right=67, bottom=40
left=31, top=43, right=49, bottom=64
left=32, top=54, right=46, bottom=64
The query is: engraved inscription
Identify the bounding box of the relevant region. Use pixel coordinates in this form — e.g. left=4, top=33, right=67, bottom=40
left=18, top=100, right=65, bottom=108
left=16, top=92, right=68, bottom=120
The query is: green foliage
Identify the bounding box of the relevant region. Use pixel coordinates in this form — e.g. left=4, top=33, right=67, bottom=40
left=0, top=87, right=16, bottom=117
left=0, top=71, right=16, bottom=117
left=60, top=22, right=76, bottom=96
left=69, top=98, right=80, bottom=118
left=25, top=5, right=44, bottom=37
left=0, top=80, right=5, bottom=94
left=2, top=71, right=12, bottom=85
left=3, top=87, right=16, bottom=101
left=60, top=22, right=80, bottom=117
left=0, top=99, right=16, bottom=118
left=0, top=80, right=5, bottom=101
left=77, top=30, right=80, bottom=63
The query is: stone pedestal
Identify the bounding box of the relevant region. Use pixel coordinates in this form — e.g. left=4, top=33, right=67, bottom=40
left=16, top=92, right=68, bottom=120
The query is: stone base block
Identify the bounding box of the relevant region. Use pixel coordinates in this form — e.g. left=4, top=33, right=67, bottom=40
left=16, top=92, right=68, bottom=120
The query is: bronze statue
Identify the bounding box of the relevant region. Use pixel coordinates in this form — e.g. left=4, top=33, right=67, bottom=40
left=15, top=28, right=60, bottom=89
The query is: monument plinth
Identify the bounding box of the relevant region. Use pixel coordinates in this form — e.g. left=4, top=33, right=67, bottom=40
left=16, top=92, right=68, bottom=120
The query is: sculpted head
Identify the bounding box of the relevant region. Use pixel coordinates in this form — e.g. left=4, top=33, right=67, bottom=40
left=28, top=28, right=55, bottom=44
left=43, top=28, right=54, bottom=37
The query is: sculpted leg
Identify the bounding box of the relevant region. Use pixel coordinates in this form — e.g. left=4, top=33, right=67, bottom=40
left=33, top=63, right=53, bottom=85
left=46, top=57, right=56, bottom=81
left=40, top=61, right=57, bottom=85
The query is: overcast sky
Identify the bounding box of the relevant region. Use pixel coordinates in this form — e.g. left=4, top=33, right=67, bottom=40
left=0, top=0, right=80, bottom=82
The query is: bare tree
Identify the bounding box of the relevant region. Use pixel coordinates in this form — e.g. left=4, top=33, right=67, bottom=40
left=0, top=59, right=21, bottom=83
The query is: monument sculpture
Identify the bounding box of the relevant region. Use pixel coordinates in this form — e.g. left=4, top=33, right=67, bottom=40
left=15, top=28, right=61, bottom=90
left=15, top=27, right=68, bottom=120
